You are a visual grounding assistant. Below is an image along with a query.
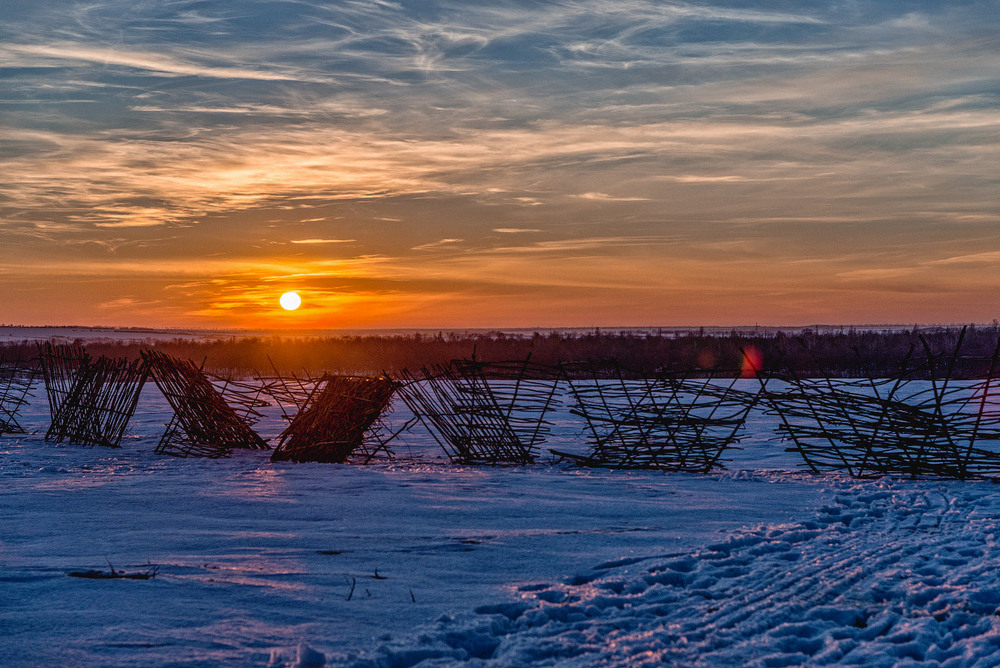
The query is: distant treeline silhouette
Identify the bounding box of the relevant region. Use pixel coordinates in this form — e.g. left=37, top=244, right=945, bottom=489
left=1, top=326, right=998, bottom=378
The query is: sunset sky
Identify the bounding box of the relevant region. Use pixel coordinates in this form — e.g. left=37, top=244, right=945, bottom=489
left=1, top=1, right=997, bottom=329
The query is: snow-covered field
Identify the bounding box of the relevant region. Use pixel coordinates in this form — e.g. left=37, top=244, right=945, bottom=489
left=4, top=383, right=1000, bottom=666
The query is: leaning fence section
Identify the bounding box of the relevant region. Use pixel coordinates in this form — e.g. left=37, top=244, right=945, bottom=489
left=268, top=374, right=399, bottom=463
left=559, top=361, right=758, bottom=471
left=396, top=358, right=562, bottom=465
left=254, top=367, right=318, bottom=423
left=142, top=349, right=269, bottom=458
left=209, top=373, right=271, bottom=430
left=37, top=342, right=89, bottom=424
left=0, top=354, right=36, bottom=436
left=759, top=329, right=1000, bottom=479
left=38, top=343, right=148, bottom=448
left=452, top=359, right=564, bottom=456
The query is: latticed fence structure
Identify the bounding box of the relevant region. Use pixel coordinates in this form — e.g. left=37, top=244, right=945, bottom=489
left=142, top=349, right=269, bottom=457
left=396, top=358, right=563, bottom=465
left=38, top=342, right=89, bottom=424
left=558, top=361, right=758, bottom=471
left=0, top=354, right=36, bottom=436
left=252, top=362, right=328, bottom=424
left=38, top=342, right=148, bottom=448
left=759, top=330, right=1000, bottom=479
left=210, top=373, right=271, bottom=429
left=267, top=373, right=399, bottom=463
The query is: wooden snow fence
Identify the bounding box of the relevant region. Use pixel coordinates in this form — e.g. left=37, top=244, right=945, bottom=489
left=556, top=361, right=759, bottom=471
left=396, top=358, right=563, bottom=465
left=0, top=353, right=36, bottom=436
left=38, top=342, right=88, bottom=424
left=266, top=373, right=399, bottom=463
left=758, top=329, right=1000, bottom=479
left=38, top=342, right=148, bottom=448
left=142, top=349, right=269, bottom=458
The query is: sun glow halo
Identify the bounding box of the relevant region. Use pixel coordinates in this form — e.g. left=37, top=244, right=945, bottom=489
left=279, top=291, right=302, bottom=311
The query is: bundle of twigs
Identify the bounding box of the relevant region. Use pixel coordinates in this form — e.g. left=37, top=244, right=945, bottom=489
left=270, top=374, right=398, bottom=463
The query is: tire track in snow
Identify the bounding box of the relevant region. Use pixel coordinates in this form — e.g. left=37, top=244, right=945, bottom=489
left=626, top=487, right=976, bottom=665
left=682, top=490, right=961, bottom=634
left=348, top=481, right=1000, bottom=667
left=516, top=486, right=967, bottom=664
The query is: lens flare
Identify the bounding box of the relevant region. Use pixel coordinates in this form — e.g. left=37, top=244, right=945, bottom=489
left=740, top=346, right=763, bottom=378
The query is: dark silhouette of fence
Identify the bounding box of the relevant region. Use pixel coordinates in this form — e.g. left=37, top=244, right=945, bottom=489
left=38, top=343, right=88, bottom=424
left=0, top=354, right=36, bottom=436
left=142, top=349, right=269, bottom=457
left=267, top=374, right=399, bottom=463
left=759, top=329, right=1000, bottom=479
left=557, top=361, right=758, bottom=471
left=396, top=358, right=562, bottom=465
left=38, top=342, right=147, bottom=448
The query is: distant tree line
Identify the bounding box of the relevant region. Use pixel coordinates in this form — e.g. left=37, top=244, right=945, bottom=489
left=1, top=326, right=998, bottom=378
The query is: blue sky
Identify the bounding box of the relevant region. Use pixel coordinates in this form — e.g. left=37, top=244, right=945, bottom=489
left=1, top=1, right=997, bottom=328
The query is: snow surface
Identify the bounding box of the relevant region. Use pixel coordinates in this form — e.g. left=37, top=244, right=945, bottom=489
left=3, top=382, right=1000, bottom=666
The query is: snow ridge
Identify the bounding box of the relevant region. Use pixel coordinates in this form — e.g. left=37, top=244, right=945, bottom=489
left=349, top=483, right=1000, bottom=666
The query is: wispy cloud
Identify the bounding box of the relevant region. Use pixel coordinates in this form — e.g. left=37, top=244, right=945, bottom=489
left=930, top=251, right=1000, bottom=266
left=411, top=238, right=464, bottom=251
left=290, top=238, right=356, bottom=245
left=489, top=236, right=675, bottom=255
left=0, top=1, right=997, bottom=327
left=575, top=192, right=650, bottom=202
left=3, top=43, right=311, bottom=82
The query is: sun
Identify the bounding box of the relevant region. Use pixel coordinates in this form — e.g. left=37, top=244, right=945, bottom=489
left=279, top=291, right=302, bottom=311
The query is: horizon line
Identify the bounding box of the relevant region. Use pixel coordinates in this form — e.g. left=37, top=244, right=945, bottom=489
left=2, top=322, right=995, bottom=336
